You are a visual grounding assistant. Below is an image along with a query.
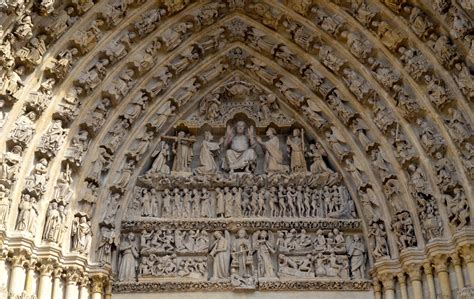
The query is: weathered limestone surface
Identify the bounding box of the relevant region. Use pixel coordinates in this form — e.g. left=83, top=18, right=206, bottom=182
left=0, top=0, right=472, bottom=298
left=114, top=290, right=375, bottom=299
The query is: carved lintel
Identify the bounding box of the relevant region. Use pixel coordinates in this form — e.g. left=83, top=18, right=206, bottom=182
left=112, top=279, right=372, bottom=293
left=121, top=218, right=363, bottom=232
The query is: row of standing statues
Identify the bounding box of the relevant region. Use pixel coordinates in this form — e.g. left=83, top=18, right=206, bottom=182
left=131, top=184, right=354, bottom=219
left=118, top=120, right=366, bottom=288
left=117, top=228, right=367, bottom=289
left=148, top=121, right=333, bottom=176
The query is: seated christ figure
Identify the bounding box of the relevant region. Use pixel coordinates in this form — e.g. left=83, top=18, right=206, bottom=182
left=223, top=121, right=257, bottom=173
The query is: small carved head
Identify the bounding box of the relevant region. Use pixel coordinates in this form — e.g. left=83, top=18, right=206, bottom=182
left=237, top=229, right=247, bottom=238
left=292, top=128, right=300, bottom=137
left=235, top=121, right=246, bottom=134
left=204, top=131, right=214, bottom=141
left=266, top=127, right=276, bottom=137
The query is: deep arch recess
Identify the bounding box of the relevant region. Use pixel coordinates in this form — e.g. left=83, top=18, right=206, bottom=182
left=0, top=0, right=472, bottom=298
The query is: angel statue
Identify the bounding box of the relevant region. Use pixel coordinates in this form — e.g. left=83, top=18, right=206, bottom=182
left=223, top=121, right=257, bottom=173
left=209, top=231, right=230, bottom=280
left=194, top=131, right=223, bottom=175
left=326, top=128, right=350, bottom=160
left=256, top=127, right=289, bottom=174
left=253, top=230, right=276, bottom=278
left=147, top=141, right=171, bottom=175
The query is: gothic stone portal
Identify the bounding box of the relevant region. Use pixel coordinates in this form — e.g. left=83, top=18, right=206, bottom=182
left=112, top=78, right=372, bottom=294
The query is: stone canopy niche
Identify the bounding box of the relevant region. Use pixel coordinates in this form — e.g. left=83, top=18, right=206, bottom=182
left=115, top=75, right=370, bottom=293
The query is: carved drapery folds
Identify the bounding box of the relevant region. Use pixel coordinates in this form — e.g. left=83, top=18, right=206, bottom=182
left=0, top=0, right=472, bottom=298
left=109, top=70, right=372, bottom=291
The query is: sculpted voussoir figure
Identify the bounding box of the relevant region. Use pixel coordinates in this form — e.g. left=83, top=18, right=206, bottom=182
left=16, top=194, right=39, bottom=233
left=71, top=215, right=92, bottom=253
left=0, top=184, right=10, bottom=226
left=9, top=111, right=36, bottom=148
left=42, top=201, right=67, bottom=244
